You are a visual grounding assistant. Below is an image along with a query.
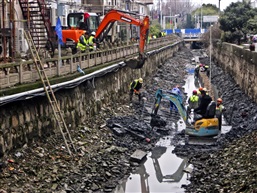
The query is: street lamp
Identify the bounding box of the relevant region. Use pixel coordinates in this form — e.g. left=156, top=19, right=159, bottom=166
left=168, top=7, right=171, bottom=29
left=102, top=0, right=104, bottom=16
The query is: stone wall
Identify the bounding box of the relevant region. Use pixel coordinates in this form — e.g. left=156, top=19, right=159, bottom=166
left=0, top=42, right=181, bottom=156
left=212, top=42, right=257, bottom=103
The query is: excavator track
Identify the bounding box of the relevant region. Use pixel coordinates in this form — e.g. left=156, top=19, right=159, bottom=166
left=186, top=135, right=218, bottom=146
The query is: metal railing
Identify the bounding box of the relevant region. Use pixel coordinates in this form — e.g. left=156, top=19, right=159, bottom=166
left=182, top=33, right=202, bottom=39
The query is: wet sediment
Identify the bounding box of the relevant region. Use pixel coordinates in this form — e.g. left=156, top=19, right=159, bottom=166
left=0, top=47, right=256, bottom=192
left=182, top=57, right=257, bottom=192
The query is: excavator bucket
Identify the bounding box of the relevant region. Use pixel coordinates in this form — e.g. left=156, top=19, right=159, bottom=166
left=125, top=55, right=146, bottom=69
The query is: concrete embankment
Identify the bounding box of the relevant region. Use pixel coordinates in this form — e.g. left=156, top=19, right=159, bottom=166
left=0, top=40, right=182, bottom=157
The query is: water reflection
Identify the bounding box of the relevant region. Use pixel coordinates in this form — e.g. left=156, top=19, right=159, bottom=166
left=151, top=146, right=189, bottom=183
left=114, top=141, right=190, bottom=193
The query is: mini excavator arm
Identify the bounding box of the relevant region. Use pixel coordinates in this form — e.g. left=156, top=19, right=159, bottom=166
left=151, top=89, right=188, bottom=123
left=95, top=9, right=150, bottom=69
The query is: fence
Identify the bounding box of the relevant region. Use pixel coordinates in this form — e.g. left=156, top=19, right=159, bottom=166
left=0, top=36, right=179, bottom=90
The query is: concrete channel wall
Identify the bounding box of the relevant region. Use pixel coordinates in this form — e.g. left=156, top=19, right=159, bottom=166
left=0, top=40, right=182, bottom=156
left=212, top=42, right=257, bottom=103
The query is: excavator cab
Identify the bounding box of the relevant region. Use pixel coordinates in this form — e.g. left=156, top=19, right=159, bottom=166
left=67, top=12, right=100, bottom=32
left=62, top=12, right=100, bottom=50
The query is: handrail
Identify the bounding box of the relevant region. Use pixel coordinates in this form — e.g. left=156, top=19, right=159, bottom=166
left=0, top=36, right=181, bottom=90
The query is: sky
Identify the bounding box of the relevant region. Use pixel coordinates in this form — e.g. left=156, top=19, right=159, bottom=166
left=191, top=0, right=241, bottom=11
left=154, top=0, right=242, bottom=11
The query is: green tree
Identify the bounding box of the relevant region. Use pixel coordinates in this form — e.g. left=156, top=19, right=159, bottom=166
left=219, top=1, right=257, bottom=44
left=192, top=4, right=219, bottom=29
left=245, top=15, right=257, bottom=35
left=182, top=14, right=194, bottom=28
left=149, top=21, right=162, bottom=37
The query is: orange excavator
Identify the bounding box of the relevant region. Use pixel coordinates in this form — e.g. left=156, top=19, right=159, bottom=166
left=61, top=12, right=100, bottom=51
left=94, top=9, right=150, bottom=69
left=52, top=9, right=149, bottom=69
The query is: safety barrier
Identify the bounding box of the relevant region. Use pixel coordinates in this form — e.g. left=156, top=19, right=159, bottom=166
left=0, top=36, right=179, bottom=89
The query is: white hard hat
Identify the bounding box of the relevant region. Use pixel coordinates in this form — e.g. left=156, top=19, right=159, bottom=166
left=138, top=78, right=143, bottom=83
left=91, top=31, right=96, bottom=36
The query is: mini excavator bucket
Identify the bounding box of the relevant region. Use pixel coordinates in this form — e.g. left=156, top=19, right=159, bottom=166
left=125, top=54, right=147, bottom=69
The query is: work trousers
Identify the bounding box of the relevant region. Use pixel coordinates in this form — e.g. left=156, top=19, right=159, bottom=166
left=129, top=89, right=142, bottom=102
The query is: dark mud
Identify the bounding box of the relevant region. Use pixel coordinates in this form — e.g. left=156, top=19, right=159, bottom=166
left=181, top=57, right=257, bottom=192
left=1, top=46, right=256, bottom=193
left=0, top=47, right=192, bottom=193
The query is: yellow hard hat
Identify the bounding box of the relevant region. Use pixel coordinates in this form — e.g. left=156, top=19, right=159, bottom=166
left=138, top=78, right=143, bottom=83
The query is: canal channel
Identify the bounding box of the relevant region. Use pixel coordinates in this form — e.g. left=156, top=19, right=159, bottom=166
left=113, top=51, right=232, bottom=193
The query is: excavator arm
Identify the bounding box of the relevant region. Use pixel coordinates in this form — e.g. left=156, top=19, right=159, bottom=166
left=152, top=89, right=188, bottom=123
left=95, top=9, right=150, bottom=69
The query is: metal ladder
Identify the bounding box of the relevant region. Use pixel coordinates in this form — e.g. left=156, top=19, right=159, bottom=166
left=24, top=30, right=76, bottom=156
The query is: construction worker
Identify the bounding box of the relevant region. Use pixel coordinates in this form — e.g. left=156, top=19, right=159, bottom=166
left=197, top=87, right=203, bottom=97
left=203, top=64, right=210, bottom=76
left=216, top=98, right=226, bottom=130
left=89, top=31, right=96, bottom=51
left=203, top=87, right=209, bottom=95
left=194, top=63, right=200, bottom=78
left=194, top=89, right=212, bottom=118
left=129, top=78, right=143, bottom=103
left=148, top=34, right=152, bottom=43
left=187, top=90, right=199, bottom=116
left=76, top=15, right=84, bottom=28
left=77, top=31, right=90, bottom=52
left=169, top=85, right=183, bottom=113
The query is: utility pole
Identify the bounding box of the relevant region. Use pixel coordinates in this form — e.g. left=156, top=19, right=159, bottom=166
left=102, top=0, right=104, bottom=16
left=10, top=0, right=16, bottom=59
left=160, top=0, right=163, bottom=29
left=169, top=7, right=172, bottom=29
left=57, top=0, right=62, bottom=69
left=175, top=0, right=177, bottom=29
left=219, top=0, right=221, bottom=12
left=200, top=0, right=203, bottom=31
left=210, top=25, right=213, bottom=84
left=2, top=0, right=7, bottom=62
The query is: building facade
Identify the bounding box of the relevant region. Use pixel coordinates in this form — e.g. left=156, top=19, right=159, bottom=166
left=0, top=0, right=152, bottom=60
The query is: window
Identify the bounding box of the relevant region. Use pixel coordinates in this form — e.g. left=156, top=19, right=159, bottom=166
left=89, top=16, right=99, bottom=32
left=69, top=15, right=82, bottom=28
left=62, top=17, right=66, bottom=26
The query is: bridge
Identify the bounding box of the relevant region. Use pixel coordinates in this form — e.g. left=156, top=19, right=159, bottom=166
left=163, top=28, right=206, bottom=42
